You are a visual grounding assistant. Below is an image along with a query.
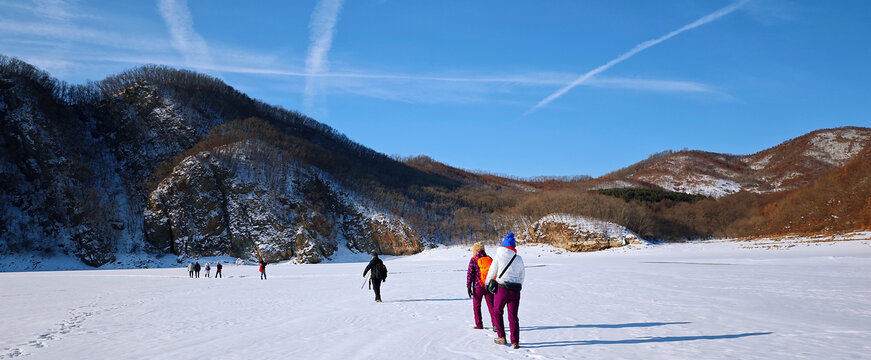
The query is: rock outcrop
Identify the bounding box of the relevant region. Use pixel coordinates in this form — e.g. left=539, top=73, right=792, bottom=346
left=522, top=214, right=643, bottom=252
left=144, top=140, right=423, bottom=263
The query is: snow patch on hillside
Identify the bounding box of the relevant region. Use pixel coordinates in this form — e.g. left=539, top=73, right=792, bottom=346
left=508, top=182, right=537, bottom=192
left=590, top=180, right=637, bottom=190
left=804, top=129, right=869, bottom=166
left=641, top=174, right=741, bottom=198
left=769, top=171, right=802, bottom=189
left=744, top=153, right=774, bottom=171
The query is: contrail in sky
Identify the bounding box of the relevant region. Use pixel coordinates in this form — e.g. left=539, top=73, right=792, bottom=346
left=157, top=0, right=212, bottom=68
left=304, top=0, right=344, bottom=109
left=526, top=0, right=748, bottom=115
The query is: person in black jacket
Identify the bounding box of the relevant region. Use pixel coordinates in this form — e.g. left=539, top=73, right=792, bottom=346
left=194, top=262, right=201, bottom=278
left=363, top=253, right=385, bottom=302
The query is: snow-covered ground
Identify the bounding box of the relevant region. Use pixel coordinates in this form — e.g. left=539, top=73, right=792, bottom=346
left=2, top=236, right=871, bottom=359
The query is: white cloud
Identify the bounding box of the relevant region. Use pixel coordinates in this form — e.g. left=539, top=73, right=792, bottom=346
left=526, top=0, right=748, bottom=115
left=0, top=0, right=96, bottom=20
left=0, top=17, right=171, bottom=53
left=33, top=0, right=73, bottom=20
left=304, top=0, right=343, bottom=109
left=157, top=0, right=212, bottom=68
left=584, top=77, right=715, bottom=93
left=15, top=46, right=724, bottom=103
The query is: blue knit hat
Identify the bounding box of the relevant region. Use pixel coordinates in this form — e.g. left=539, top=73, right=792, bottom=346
left=502, top=232, right=516, bottom=247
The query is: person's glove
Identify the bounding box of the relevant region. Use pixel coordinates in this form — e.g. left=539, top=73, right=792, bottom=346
left=467, top=285, right=473, bottom=298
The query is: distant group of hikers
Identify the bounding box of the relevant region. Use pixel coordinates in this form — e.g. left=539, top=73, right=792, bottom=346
left=185, top=259, right=265, bottom=279
left=186, top=261, right=222, bottom=278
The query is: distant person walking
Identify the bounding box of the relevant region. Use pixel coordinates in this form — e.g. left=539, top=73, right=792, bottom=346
left=363, top=252, right=387, bottom=302
left=215, top=263, right=222, bottom=278
left=467, top=242, right=496, bottom=330
left=187, top=262, right=194, bottom=278
left=485, top=233, right=525, bottom=349
left=205, top=263, right=211, bottom=278
left=194, top=262, right=201, bottom=278
left=259, top=259, right=267, bottom=280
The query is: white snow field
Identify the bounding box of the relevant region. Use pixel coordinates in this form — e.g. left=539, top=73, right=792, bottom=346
left=2, top=236, right=871, bottom=359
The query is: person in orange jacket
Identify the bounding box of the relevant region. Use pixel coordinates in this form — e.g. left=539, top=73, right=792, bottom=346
left=467, top=242, right=496, bottom=330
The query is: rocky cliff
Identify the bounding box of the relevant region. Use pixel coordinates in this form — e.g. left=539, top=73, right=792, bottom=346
left=144, top=140, right=423, bottom=263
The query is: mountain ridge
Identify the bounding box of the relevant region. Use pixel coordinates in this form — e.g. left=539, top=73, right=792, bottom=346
left=2, top=55, right=869, bottom=269
left=589, top=127, right=870, bottom=197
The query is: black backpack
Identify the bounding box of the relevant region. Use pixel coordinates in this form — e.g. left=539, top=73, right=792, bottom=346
left=374, top=263, right=388, bottom=280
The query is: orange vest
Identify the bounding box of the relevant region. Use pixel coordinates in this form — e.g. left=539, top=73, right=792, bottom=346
left=476, top=256, right=493, bottom=286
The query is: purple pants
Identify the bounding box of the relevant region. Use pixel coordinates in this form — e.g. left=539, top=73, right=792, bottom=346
left=472, top=285, right=495, bottom=329
left=493, top=286, right=521, bottom=345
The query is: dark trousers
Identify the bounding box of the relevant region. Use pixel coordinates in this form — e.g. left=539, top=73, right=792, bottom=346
left=472, top=285, right=495, bottom=329
left=195, top=271, right=200, bottom=278
left=371, top=279, right=382, bottom=301
left=261, top=271, right=266, bottom=280
left=189, top=271, right=193, bottom=278
left=494, top=287, right=521, bottom=345
left=216, top=271, right=222, bottom=278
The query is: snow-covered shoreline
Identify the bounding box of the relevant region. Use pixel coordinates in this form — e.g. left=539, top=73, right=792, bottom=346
left=3, top=231, right=869, bottom=272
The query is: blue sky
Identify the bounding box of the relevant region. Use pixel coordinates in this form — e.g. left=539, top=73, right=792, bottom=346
left=2, top=0, right=869, bottom=177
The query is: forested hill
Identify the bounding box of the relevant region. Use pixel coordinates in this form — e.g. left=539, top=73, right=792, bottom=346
left=0, top=55, right=466, bottom=266
left=2, top=55, right=869, bottom=269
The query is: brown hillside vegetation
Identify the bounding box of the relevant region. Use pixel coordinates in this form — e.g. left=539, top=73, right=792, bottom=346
left=401, top=155, right=585, bottom=191
left=396, top=127, right=870, bottom=241
left=762, top=145, right=871, bottom=233
left=383, top=127, right=871, bottom=241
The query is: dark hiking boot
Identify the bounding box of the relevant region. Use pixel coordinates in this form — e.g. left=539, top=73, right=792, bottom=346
left=375, top=299, right=382, bottom=302
left=474, top=326, right=483, bottom=329
left=494, top=337, right=507, bottom=345
left=512, top=343, right=520, bottom=349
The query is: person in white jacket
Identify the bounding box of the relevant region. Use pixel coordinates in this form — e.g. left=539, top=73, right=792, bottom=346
left=484, top=232, right=525, bottom=349
left=187, top=262, right=194, bottom=278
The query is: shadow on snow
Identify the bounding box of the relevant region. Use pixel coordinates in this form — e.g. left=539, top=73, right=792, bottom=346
left=521, top=332, right=773, bottom=348
left=521, top=322, right=691, bottom=331
left=387, top=298, right=468, bottom=303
